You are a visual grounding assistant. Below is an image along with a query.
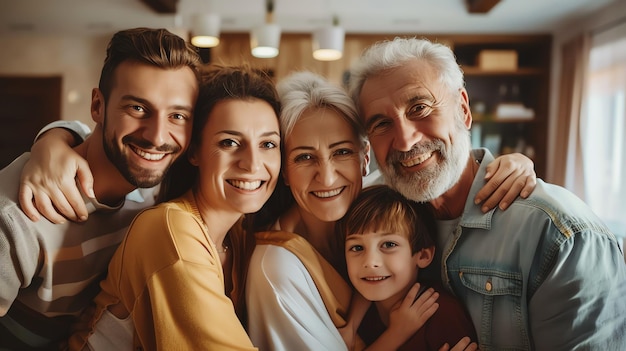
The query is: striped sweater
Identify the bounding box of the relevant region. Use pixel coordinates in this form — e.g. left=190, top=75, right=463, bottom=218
left=0, top=153, right=157, bottom=350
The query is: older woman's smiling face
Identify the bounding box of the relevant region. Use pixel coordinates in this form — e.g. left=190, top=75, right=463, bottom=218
left=283, top=107, right=365, bottom=223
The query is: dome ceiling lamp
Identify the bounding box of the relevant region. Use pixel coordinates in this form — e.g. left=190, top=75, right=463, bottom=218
left=191, top=13, right=221, bottom=48
left=312, top=15, right=344, bottom=61
left=251, top=0, right=281, bottom=58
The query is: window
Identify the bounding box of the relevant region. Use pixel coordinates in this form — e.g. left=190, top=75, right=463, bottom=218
left=581, top=21, right=626, bottom=244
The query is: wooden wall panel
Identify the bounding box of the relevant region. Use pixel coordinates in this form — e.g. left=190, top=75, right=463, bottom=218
left=209, top=33, right=394, bottom=85
left=208, top=32, right=457, bottom=85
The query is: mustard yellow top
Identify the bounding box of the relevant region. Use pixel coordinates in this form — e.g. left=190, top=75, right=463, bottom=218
left=69, top=190, right=256, bottom=350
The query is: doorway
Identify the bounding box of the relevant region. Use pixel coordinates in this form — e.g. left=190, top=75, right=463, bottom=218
left=0, top=76, right=61, bottom=169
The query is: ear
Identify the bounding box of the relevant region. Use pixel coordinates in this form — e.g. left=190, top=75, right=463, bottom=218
left=459, top=88, right=472, bottom=130
left=413, top=246, right=435, bottom=269
left=362, top=142, right=371, bottom=177
left=187, top=145, right=199, bottom=166
left=91, top=88, right=105, bottom=124
left=283, top=166, right=290, bottom=186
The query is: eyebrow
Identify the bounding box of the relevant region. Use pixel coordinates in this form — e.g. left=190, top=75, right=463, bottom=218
left=365, top=94, right=434, bottom=131
left=365, top=114, right=386, bottom=132
left=220, top=130, right=280, bottom=138
left=346, top=231, right=399, bottom=239
left=290, top=139, right=356, bottom=152
left=121, top=95, right=194, bottom=113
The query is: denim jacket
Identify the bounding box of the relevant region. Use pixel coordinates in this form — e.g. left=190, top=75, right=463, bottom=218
left=438, top=149, right=626, bottom=351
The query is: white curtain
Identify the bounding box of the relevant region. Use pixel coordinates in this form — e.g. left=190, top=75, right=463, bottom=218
left=581, top=20, right=626, bottom=242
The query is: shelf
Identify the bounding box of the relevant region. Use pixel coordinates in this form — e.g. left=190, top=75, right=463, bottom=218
left=453, top=34, right=551, bottom=178
left=473, top=116, right=537, bottom=123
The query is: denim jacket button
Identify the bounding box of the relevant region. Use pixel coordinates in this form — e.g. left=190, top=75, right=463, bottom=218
left=485, top=280, right=493, bottom=292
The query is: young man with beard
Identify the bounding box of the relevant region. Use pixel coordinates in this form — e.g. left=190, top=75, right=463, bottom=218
left=348, top=37, right=626, bottom=350
left=0, top=27, right=201, bottom=350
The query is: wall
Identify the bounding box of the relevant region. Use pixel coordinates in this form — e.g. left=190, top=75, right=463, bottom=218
left=546, top=0, right=626, bottom=184
left=0, top=33, right=109, bottom=129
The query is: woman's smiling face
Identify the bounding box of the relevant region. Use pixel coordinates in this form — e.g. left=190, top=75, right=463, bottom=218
left=190, top=98, right=281, bottom=215
left=283, top=107, right=364, bottom=223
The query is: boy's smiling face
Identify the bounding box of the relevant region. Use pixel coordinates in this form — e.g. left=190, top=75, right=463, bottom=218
left=345, top=230, right=421, bottom=305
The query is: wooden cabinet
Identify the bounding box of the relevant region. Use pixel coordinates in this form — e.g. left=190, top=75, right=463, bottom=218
left=210, top=33, right=551, bottom=178
left=452, top=35, right=552, bottom=178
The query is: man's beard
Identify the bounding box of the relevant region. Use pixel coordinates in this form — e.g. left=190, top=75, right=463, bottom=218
left=381, top=118, right=471, bottom=203
left=102, top=120, right=181, bottom=188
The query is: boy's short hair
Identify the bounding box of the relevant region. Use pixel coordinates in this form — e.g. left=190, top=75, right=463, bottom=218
left=338, top=185, right=436, bottom=253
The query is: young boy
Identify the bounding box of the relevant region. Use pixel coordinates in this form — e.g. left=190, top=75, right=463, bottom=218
left=337, top=185, right=477, bottom=350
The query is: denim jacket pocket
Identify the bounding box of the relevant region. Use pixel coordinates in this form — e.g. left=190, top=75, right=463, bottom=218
left=458, top=268, right=529, bottom=351
left=459, top=268, right=522, bottom=296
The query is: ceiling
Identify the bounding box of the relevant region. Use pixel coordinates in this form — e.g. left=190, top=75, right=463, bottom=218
left=0, top=0, right=618, bottom=37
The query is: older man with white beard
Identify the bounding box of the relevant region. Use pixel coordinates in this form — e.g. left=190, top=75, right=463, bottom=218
left=349, top=37, right=626, bottom=351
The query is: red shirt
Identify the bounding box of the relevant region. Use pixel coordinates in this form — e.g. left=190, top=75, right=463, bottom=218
left=358, top=282, right=477, bottom=351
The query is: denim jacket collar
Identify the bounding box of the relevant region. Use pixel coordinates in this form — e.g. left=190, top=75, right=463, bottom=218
left=460, top=148, right=496, bottom=231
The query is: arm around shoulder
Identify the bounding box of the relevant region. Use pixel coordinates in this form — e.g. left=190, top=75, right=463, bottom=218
left=475, top=151, right=536, bottom=212
left=34, top=120, right=91, bottom=145
left=20, top=120, right=94, bottom=223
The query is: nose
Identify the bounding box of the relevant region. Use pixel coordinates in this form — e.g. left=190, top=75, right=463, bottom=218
left=239, top=145, right=261, bottom=173
left=315, top=160, right=339, bottom=187
left=392, top=119, right=421, bottom=152
left=142, top=115, right=168, bottom=148
left=363, top=249, right=381, bottom=269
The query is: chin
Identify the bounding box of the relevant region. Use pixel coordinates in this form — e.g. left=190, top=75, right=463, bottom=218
left=360, top=292, right=387, bottom=302
left=318, top=208, right=349, bottom=222
left=232, top=197, right=266, bottom=214
left=242, top=203, right=266, bottom=214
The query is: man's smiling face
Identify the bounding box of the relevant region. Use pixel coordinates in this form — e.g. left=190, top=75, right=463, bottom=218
left=98, top=60, right=198, bottom=188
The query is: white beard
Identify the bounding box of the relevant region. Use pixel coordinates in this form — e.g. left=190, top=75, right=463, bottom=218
left=380, top=118, right=471, bottom=203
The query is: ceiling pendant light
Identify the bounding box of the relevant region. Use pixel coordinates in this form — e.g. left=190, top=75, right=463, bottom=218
left=251, top=0, right=281, bottom=58
left=313, top=16, right=344, bottom=61
left=191, top=13, right=221, bottom=48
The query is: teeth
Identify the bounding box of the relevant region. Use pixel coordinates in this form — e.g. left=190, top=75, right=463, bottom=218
left=132, top=146, right=166, bottom=161
left=364, top=276, right=388, bottom=281
left=313, top=188, right=343, bottom=198
left=229, top=180, right=262, bottom=190
left=400, top=152, right=432, bottom=168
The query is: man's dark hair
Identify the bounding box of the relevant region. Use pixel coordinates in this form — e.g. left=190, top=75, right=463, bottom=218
left=98, top=27, right=202, bottom=101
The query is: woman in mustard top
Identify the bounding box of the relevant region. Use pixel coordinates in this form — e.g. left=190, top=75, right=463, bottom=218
left=68, top=65, right=282, bottom=350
